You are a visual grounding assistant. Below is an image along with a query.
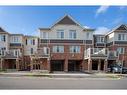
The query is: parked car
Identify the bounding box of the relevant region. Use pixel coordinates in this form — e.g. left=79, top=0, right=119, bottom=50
left=108, top=64, right=127, bottom=73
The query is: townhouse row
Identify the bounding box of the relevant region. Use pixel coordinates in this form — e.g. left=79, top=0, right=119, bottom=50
left=0, top=15, right=127, bottom=72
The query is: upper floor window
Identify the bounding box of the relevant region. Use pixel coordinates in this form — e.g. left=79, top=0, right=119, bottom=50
left=0, top=35, right=6, bottom=42
left=43, top=47, right=49, bottom=55
left=33, top=39, right=35, bottom=45
left=13, top=36, right=19, bottom=42
left=30, top=48, right=34, bottom=54
left=14, top=50, right=19, bottom=56
left=97, top=36, right=104, bottom=43
left=86, top=32, right=90, bottom=39
left=118, top=34, right=125, bottom=40
left=43, top=32, right=48, bottom=39
left=27, top=39, right=35, bottom=45
left=69, top=30, right=76, bottom=39
left=0, top=47, right=6, bottom=56
left=70, top=46, right=80, bottom=53
left=117, top=47, right=125, bottom=54
left=57, top=30, right=64, bottom=39
left=26, top=39, right=27, bottom=45
left=53, top=46, right=64, bottom=53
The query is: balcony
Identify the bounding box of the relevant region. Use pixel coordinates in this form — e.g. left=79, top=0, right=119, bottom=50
left=108, top=51, right=118, bottom=60
left=0, top=49, right=22, bottom=59
left=0, top=50, right=5, bottom=57
left=32, top=47, right=50, bottom=58
left=84, top=48, right=108, bottom=59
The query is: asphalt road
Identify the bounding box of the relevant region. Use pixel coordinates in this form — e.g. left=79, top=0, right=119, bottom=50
left=0, top=76, right=127, bottom=89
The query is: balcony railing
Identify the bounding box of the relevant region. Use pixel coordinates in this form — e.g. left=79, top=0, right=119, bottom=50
left=0, top=50, right=5, bottom=57
left=108, top=50, right=117, bottom=60
left=33, top=47, right=50, bottom=58
left=0, top=49, right=22, bottom=58
left=84, top=48, right=118, bottom=60
left=84, top=48, right=108, bottom=59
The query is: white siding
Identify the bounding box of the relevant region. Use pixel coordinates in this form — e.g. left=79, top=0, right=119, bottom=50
left=0, top=34, right=9, bottom=51
left=24, top=37, right=38, bottom=56
left=39, top=25, right=93, bottom=40
left=9, top=35, right=23, bottom=43
left=107, top=32, right=114, bottom=43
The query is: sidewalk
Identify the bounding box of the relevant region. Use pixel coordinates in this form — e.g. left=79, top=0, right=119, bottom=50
left=0, top=71, right=127, bottom=78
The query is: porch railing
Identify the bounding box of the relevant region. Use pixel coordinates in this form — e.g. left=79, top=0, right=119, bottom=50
left=0, top=49, right=22, bottom=58
left=33, top=47, right=50, bottom=58
left=84, top=48, right=108, bottom=59
left=108, top=50, right=117, bottom=60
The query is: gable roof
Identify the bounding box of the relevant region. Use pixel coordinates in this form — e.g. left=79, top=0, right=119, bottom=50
left=0, top=27, right=9, bottom=34
left=51, top=15, right=84, bottom=29
left=106, top=24, right=127, bottom=35
left=39, top=15, right=95, bottom=32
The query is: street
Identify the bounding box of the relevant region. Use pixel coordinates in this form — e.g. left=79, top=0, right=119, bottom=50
left=0, top=76, right=127, bottom=89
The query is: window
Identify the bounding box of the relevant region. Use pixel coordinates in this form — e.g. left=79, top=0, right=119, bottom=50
left=117, top=47, right=124, bottom=54
left=69, top=30, right=76, bottom=39
left=30, top=48, right=34, bottom=54
left=27, top=39, right=35, bottom=45
left=0, top=47, right=6, bottom=56
left=13, top=36, right=19, bottom=42
left=43, top=47, right=49, bottom=55
left=118, top=34, right=121, bottom=40
left=118, top=34, right=125, bottom=40
left=26, top=39, right=27, bottom=45
left=30, top=39, right=33, bottom=45
left=43, top=32, right=48, bottom=39
left=70, top=46, right=80, bottom=53
left=86, top=32, right=90, bottom=39
left=57, top=30, right=64, bottom=39
left=97, top=36, right=104, bottom=43
left=0, top=35, right=6, bottom=42
left=101, top=37, right=104, bottom=42
left=53, top=46, right=64, bottom=53
left=33, top=39, right=35, bottom=45
left=14, top=50, right=18, bottom=56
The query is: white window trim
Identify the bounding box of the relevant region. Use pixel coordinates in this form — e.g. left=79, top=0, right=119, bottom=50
left=43, top=32, right=48, bottom=39
left=69, top=30, right=77, bottom=39
left=57, top=30, right=64, bottom=39
left=53, top=46, right=64, bottom=53
left=70, top=46, right=80, bottom=53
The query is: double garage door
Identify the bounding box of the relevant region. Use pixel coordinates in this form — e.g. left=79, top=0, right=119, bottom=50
left=51, top=60, right=81, bottom=71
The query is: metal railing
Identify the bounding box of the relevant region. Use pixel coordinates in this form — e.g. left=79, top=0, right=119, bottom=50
left=84, top=48, right=108, bottom=59
left=108, top=50, right=117, bottom=59
left=0, top=49, right=22, bottom=58
left=33, top=47, right=50, bottom=58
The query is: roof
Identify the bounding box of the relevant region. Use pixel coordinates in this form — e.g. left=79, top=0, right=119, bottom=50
left=106, top=24, right=127, bottom=35
left=83, top=29, right=95, bottom=31
left=39, top=15, right=95, bottom=32
left=39, top=28, right=51, bottom=30
left=0, top=27, right=9, bottom=34
left=52, top=15, right=84, bottom=29
left=93, top=34, right=105, bottom=36
left=24, top=35, right=38, bottom=38
left=10, top=34, right=24, bottom=36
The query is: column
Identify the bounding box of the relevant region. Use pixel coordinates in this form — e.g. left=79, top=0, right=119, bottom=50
left=81, top=60, right=85, bottom=72
left=104, top=59, right=108, bottom=72
left=98, top=59, right=101, bottom=71
left=0, top=58, right=3, bottom=70
left=16, top=59, right=19, bottom=70
left=64, top=59, right=68, bottom=72
left=88, top=59, right=92, bottom=72
left=30, top=58, right=33, bottom=71
left=47, top=58, right=51, bottom=72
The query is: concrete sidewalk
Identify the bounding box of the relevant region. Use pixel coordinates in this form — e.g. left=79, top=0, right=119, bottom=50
left=0, top=71, right=127, bottom=78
